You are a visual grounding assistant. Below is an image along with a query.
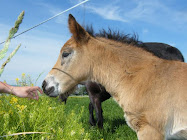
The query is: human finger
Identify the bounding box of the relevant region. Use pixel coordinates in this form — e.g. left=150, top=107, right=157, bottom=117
left=26, top=92, right=35, bottom=100
left=32, top=86, right=43, bottom=94
left=26, top=89, right=39, bottom=100
left=32, top=90, right=39, bottom=100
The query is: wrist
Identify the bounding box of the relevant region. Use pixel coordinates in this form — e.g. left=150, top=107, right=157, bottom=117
left=6, top=84, right=15, bottom=95
left=0, top=82, right=14, bottom=94
left=10, top=87, right=15, bottom=95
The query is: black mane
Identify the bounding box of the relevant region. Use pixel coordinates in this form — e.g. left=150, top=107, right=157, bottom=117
left=85, top=25, right=143, bottom=47
left=85, top=25, right=184, bottom=62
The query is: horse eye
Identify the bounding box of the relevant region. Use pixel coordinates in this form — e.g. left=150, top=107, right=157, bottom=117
left=62, top=52, right=71, bottom=58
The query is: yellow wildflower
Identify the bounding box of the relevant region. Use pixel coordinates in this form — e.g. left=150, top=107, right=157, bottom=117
left=16, top=105, right=27, bottom=111
left=31, top=83, right=34, bottom=87
left=22, top=73, right=25, bottom=77
left=16, top=104, right=20, bottom=108
left=15, top=78, right=19, bottom=82
left=20, top=105, right=26, bottom=111
left=10, top=97, right=18, bottom=104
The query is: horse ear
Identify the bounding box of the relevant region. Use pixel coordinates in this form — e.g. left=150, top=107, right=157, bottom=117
left=68, top=14, right=89, bottom=44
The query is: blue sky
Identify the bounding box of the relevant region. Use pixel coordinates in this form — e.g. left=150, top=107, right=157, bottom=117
left=0, top=0, right=187, bottom=86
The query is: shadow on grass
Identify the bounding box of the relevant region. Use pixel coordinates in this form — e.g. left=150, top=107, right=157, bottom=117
left=111, top=118, right=126, bottom=128
left=103, top=118, right=127, bottom=133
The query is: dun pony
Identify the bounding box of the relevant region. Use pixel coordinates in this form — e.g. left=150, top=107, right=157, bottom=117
left=59, top=27, right=184, bottom=129
left=42, top=15, right=187, bottom=140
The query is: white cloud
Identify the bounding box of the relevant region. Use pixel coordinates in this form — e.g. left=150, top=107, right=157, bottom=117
left=70, top=0, right=129, bottom=23
left=123, top=0, right=187, bottom=29
left=125, top=0, right=162, bottom=18
left=87, top=5, right=129, bottom=23
left=73, top=0, right=187, bottom=30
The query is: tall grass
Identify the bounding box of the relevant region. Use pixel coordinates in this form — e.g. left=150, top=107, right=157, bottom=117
left=0, top=96, right=91, bottom=140
left=0, top=95, right=137, bottom=140
left=0, top=11, right=24, bottom=77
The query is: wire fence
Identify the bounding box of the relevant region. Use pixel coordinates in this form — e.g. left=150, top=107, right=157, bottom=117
left=0, top=0, right=89, bottom=45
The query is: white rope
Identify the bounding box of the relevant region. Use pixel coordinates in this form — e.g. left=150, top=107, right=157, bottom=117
left=0, top=0, right=89, bottom=45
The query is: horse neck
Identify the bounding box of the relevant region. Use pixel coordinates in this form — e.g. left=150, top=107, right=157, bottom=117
left=88, top=38, right=159, bottom=100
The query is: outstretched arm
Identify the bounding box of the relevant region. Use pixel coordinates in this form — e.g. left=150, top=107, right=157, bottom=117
left=0, top=81, right=43, bottom=100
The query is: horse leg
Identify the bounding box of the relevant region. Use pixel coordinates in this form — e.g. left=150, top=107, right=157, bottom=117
left=86, top=81, right=105, bottom=128
left=137, top=125, right=164, bottom=140
left=94, top=98, right=103, bottom=128
left=89, top=102, right=96, bottom=126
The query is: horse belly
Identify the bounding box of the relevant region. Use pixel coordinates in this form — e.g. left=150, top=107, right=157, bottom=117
left=166, top=129, right=187, bottom=140
left=166, top=113, right=187, bottom=139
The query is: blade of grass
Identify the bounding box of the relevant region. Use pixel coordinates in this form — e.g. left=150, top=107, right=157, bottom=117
left=0, top=132, right=50, bottom=138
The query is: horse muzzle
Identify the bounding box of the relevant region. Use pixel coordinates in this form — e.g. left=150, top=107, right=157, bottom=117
left=42, top=75, right=60, bottom=97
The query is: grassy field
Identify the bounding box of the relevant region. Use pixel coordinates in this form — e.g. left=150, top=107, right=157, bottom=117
left=0, top=95, right=137, bottom=140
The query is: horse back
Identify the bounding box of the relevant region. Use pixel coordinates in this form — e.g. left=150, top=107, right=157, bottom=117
left=143, top=42, right=184, bottom=62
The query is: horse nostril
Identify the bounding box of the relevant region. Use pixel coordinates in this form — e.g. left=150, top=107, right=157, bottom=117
left=42, top=80, right=47, bottom=90
left=42, top=80, right=51, bottom=95
left=42, top=80, right=47, bottom=93
left=48, top=86, right=55, bottom=94
left=42, top=81, right=55, bottom=95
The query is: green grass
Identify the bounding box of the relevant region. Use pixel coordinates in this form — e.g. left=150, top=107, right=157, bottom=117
left=0, top=95, right=137, bottom=140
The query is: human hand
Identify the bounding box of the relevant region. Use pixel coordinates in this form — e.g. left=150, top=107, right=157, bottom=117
left=11, top=86, right=43, bottom=100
